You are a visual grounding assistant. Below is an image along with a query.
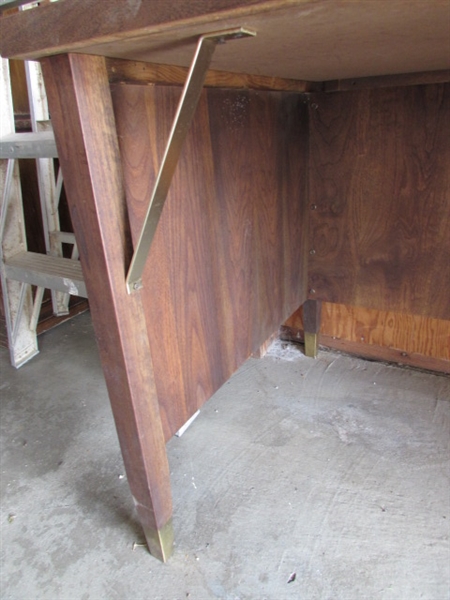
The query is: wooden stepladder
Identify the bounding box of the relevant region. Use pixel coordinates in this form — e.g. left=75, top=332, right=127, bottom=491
left=0, top=57, right=86, bottom=367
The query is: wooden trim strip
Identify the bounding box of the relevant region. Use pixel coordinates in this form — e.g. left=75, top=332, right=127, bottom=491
left=107, top=58, right=319, bottom=92
left=108, top=61, right=449, bottom=93
left=280, top=326, right=450, bottom=375
left=324, top=69, right=450, bottom=92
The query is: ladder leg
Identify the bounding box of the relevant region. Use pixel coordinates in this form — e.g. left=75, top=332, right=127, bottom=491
left=0, top=58, right=39, bottom=367
left=42, top=53, right=173, bottom=561
left=30, top=285, right=45, bottom=332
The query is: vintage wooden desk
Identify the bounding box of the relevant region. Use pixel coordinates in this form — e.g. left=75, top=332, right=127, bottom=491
left=1, top=0, right=449, bottom=561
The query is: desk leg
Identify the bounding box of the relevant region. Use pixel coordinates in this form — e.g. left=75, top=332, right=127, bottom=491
left=41, top=54, right=173, bottom=561
left=303, top=299, right=322, bottom=358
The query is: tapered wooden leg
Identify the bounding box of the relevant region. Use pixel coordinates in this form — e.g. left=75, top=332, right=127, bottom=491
left=303, top=299, right=322, bottom=358
left=41, top=53, right=173, bottom=561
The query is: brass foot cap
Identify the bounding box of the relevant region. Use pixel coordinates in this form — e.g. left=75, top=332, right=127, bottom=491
left=144, top=518, right=174, bottom=563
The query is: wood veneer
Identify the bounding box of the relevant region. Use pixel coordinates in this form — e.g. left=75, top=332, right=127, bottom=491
left=2, top=1, right=449, bottom=82
left=112, top=83, right=309, bottom=440
left=307, top=84, right=450, bottom=320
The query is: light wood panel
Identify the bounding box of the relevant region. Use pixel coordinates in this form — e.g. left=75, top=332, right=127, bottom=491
left=2, top=1, right=449, bottom=81
left=308, top=83, right=450, bottom=320
left=283, top=303, right=450, bottom=373
left=111, top=84, right=308, bottom=441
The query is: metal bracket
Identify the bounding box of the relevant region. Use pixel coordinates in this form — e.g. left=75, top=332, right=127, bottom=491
left=126, top=27, right=256, bottom=294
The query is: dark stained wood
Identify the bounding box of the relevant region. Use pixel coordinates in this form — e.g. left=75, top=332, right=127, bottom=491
left=107, top=58, right=319, bottom=92
left=252, top=331, right=279, bottom=359
left=324, top=69, right=450, bottom=92
left=307, top=84, right=450, bottom=320
left=17, top=159, right=45, bottom=255
left=111, top=84, right=308, bottom=440
left=41, top=53, right=173, bottom=560
left=302, top=299, right=322, bottom=334
left=9, top=59, right=29, bottom=117
left=2, top=1, right=450, bottom=82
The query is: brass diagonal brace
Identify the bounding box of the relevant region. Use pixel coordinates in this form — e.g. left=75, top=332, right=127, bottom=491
left=126, top=27, right=256, bottom=294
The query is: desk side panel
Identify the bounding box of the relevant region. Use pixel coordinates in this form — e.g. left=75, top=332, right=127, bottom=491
left=112, top=85, right=308, bottom=440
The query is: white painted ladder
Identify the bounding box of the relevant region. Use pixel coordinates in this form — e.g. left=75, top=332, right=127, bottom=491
left=0, top=58, right=87, bottom=367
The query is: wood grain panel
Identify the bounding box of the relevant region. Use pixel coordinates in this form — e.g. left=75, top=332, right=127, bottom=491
left=308, top=84, right=450, bottom=320
left=283, top=302, right=450, bottom=373
left=112, top=84, right=308, bottom=440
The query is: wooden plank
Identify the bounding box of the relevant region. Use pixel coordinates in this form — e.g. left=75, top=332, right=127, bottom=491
left=111, top=83, right=308, bottom=440
left=281, top=323, right=450, bottom=374
left=302, top=299, right=322, bottom=334
left=4, top=251, right=87, bottom=297
left=107, top=58, right=319, bottom=92
left=0, top=0, right=292, bottom=58
left=325, top=69, right=450, bottom=92
left=283, top=302, right=450, bottom=373
left=41, top=53, right=173, bottom=561
left=0, top=131, right=57, bottom=159
left=2, top=1, right=450, bottom=82
left=307, top=84, right=450, bottom=320
left=317, top=334, right=450, bottom=375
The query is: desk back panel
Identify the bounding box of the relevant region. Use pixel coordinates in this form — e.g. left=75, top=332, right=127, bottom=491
left=307, top=83, right=450, bottom=320
left=112, top=85, right=308, bottom=440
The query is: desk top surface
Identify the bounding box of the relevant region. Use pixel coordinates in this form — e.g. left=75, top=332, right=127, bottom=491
left=1, top=0, right=449, bottom=82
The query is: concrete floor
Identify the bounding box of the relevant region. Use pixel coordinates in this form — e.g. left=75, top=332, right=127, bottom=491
left=1, top=312, right=449, bottom=600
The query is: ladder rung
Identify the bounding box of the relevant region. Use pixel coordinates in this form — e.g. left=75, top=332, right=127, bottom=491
left=50, top=231, right=77, bottom=245
left=0, top=131, right=58, bottom=159
left=4, top=251, right=87, bottom=297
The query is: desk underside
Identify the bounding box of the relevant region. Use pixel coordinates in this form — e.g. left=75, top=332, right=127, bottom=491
left=2, top=0, right=450, bottom=82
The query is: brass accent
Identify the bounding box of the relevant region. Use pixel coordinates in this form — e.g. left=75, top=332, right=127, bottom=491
left=143, top=518, right=174, bottom=563
left=126, top=27, right=256, bottom=294
left=304, top=331, right=319, bottom=358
